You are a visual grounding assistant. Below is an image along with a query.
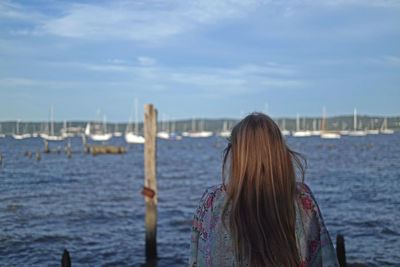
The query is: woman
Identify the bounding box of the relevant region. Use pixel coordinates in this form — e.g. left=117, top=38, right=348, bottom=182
left=189, top=113, right=338, bottom=266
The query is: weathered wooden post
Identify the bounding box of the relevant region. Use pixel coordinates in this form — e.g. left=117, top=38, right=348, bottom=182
left=66, top=147, right=71, bottom=159
left=143, top=104, right=158, bottom=260
left=82, top=134, right=88, bottom=153
left=36, top=151, right=41, bottom=162
left=0, top=153, right=2, bottom=165
left=44, top=140, right=50, bottom=153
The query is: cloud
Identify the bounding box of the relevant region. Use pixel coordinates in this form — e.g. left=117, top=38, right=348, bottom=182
left=2, top=0, right=399, bottom=41
left=1, top=59, right=306, bottom=96
left=30, top=0, right=263, bottom=41
left=137, top=57, right=156, bottom=66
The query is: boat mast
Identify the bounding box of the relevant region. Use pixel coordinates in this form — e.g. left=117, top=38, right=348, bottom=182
left=321, top=107, right=326, bottom=132
left=51, top=105, right=54, bottom=136
left=353, top=108, right=357, bottom=131
left=135, top=97, right=139, bottom=135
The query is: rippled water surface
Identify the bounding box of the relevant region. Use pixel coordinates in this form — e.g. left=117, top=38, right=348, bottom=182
left=0, top=134, right=399, bottom=266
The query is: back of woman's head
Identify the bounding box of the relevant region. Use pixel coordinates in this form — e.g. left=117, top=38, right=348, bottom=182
left=222, top=113, right=304, bottom=267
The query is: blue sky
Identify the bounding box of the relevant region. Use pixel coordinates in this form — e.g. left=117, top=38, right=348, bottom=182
left=1, top=0, right=399, bottom=122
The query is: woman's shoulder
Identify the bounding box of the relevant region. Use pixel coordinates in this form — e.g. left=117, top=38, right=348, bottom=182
left=198, top=184, right=226, bottom=208
left=192, top=184, right=226, bottom=232
left=295, top=182, right=320, bottom=212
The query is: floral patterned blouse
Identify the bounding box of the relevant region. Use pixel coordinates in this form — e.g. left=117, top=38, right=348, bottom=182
left=189, top=183, right=339, bottom=267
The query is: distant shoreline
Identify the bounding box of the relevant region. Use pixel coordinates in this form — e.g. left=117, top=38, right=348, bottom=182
left=1, top=115, right=399, bottom=133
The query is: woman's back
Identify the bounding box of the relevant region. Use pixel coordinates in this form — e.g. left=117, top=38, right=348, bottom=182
left=189, top=182, right=338, bottom=266
left=189, top=113, right=338, bottom=266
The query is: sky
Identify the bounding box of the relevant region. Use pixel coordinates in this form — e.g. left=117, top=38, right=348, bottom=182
left=0, top=0, right=399, bottom=122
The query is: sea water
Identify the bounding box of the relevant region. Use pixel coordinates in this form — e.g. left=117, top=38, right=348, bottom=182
left=0, top=134, right=399, bottom=266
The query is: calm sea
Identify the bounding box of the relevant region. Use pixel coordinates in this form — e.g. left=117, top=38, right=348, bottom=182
left=0, top=134, right=399, bottom=266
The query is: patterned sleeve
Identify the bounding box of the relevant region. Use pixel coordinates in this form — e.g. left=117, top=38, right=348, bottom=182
left=296, top=183, right=339, bottom=267
left=189, top=188, right=210, bottom=267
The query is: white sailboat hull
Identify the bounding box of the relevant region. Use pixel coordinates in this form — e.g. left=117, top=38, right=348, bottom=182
left=280, top=130, right=290, bottom=136
left=125, top=133, right=145, bottom=143
left=380, top=129, right=394, bottom=134
left=186, top=131, right=213, bottom=138
left=90, top=133, right=112, bottom=141
left=320, top=132, right=341, bottom=139
left=367, top=130, right=379, bottom=135
left=292, top=131, right=311, bottom=137
left=40, top=133, right=64, bottom=141
left=348, top=131, right=367, bottom=136
left=218, top=131, right=231, bottom=137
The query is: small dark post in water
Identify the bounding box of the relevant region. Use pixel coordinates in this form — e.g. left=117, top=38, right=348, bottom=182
left=61, top=249, right=71, bottom=267
left=336, top=234, right=346, bottom=267
left=57, top=146, right=61, bottom=154
left=24, top=150, right=28, bottom=156
left=0, top=153, right=2, bottom=165
left=67, top=147, right=71, bottom=159
left=143, top=104, right=158, bottom=260
left=28, top=152, right=32, bottom=159
left=36, top=151, right=41, bottom=162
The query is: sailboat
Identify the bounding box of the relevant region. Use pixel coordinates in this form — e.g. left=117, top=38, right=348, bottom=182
left=113, top=123, right=122, bottom=137
left=310, top=119, right=321, bottom=136
left=125, top=98, right=145, bottom=144
left=40, top=106, right=64, bottom=141
left=184, top=118, right=213, bottom=138
left=348, top=108, right=366, bottom=136
left=0, top=123, right=6, bottom=138
left=279, top=119, right=290, bottom=136
left=320, top=107, right=340, bottom=139
left=380, top=117, right=394, bottom=134
left=218, top=121, right=231, bottom=137
left=13, top=120, right=31, bottom=139
left=87, top=112, right=112, bottom=141
left=292, top=114, right=311, bottom=137
left=61, top=121, right=75, bottom=138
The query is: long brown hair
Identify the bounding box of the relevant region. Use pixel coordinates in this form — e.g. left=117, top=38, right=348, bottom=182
left=222, top=113, right=305, bottom=267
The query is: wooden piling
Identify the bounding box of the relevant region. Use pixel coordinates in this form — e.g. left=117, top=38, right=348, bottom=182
left=0, top=153, right=2, bottom=165
left=28, top=152, right=32, bottom=159
left=82, top=134, right=88, bottom=153
left=36, top=151, right=41, bottom=162
left=44, top=141, right=50, bottom=153
left=144, top=104, right=158, bottom=260
left=61, top=249, right=71, bottom=267
left=336, top=234, right=346, bottom=267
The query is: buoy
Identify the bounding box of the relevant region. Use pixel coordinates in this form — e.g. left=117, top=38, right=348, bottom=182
left=36, top=151, right=41, bottom=162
